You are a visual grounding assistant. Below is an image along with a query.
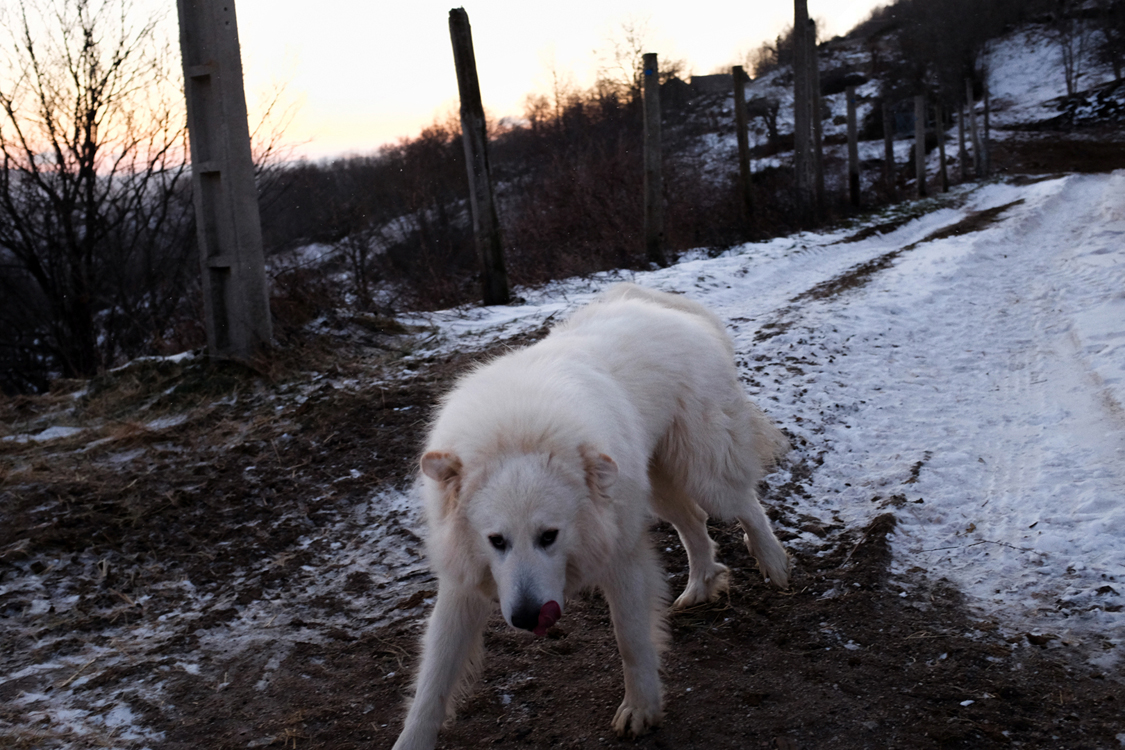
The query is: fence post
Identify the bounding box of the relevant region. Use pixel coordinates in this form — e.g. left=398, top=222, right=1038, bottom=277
left=809, top=20, right=825, bottom=217
left=982, top=78, right=991, bottom=177
left=966, top=77, right=982, bottom=177
left=936, top=101, right=949, bottom=192
left=449, top=7, right=510, bottom=305
left=914, top=93, right=927, bottom=197
left=882, top=98, right=897, bottom=200
left=732, top=65, right=754, bottom=228
left=846, top=84, right=860, bottom=207
left=792, top=0, right=814, bottom=220
left=176, top=0, right=272, bottom=360
left=958, top=100, right=968, bottom=182
left=643, top=52, right=666, bottom=267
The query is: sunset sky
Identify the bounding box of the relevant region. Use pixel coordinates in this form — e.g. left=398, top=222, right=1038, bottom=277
left=229, top=1, right=889, bottom=160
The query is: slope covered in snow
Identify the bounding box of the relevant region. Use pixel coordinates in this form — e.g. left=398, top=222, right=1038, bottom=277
left=704, top=18, right=1122, bottom=188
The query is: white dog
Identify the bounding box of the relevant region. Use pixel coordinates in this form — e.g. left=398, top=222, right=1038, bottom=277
left=392, top=283, right=789, bottom=750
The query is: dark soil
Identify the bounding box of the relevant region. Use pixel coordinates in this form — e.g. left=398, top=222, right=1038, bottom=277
left=2, top=320, right=1121, bottom=750
left=191, top=514, right=1121, bottom=750
left=991, top=129, right=1125, bottom=175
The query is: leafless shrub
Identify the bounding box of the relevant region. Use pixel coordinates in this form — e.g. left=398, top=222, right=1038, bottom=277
left=0, top=0, right=194, bottom=391
left=1052, top=3, right=1092, bottom=96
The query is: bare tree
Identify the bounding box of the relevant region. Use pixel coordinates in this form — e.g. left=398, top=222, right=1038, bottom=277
left=595, top=15, right=686, bottom=102
left=1053, top=2, right=1091, bottom=96
left=0, top=0, right=195, bottom=388
left=747, top=96, right=781, bottom=146
left=748, top=25, right=796, bottom=78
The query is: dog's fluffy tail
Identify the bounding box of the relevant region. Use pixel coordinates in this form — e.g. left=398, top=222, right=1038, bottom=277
left=748, top=400, right=790, bottom=469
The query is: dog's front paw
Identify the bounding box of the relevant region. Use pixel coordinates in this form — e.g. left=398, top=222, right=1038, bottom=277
left=612, top=699, right=663, bottom=737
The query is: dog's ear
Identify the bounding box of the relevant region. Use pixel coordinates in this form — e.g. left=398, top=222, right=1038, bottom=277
left=580, top=446, right=617, bottom=502
left=421, top=450, right=461, bottom=484
left=421, top=451, right=463, bottom=516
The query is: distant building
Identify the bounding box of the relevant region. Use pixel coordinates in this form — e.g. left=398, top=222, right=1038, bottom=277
left=689, top=74, right=731, bottom=97
left=661, top=76, right=693, bottom=110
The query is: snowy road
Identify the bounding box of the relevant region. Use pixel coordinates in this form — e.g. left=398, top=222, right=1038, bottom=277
left=415, top=172, right=1125, bottom=662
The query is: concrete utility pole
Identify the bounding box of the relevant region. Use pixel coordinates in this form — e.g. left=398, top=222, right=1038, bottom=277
left=176, top=0, right=272, bottom=359
left=643, top=52, right=666, bottom=267
left=914, top=93, right=927, bottom=197
left=732, top=66, right=754, bottom=228
left=846, top=84, right=860, bottom=207
left=449, top=7, right=510, bottom=306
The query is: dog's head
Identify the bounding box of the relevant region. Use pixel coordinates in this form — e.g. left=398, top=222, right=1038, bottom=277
left=421, top=447, right=617, bottom=635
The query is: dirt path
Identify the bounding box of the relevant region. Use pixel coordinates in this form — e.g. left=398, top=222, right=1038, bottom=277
left=2, top=323, right=1122, bottom=750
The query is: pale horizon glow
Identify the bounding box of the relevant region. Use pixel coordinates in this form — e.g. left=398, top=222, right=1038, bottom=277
left=230, top=1, right=888, bottom=161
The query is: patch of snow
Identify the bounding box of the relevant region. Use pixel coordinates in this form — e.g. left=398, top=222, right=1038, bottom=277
left=2, top=425, right=85, bottom=444
left=144, top=414, right=188, bottom=431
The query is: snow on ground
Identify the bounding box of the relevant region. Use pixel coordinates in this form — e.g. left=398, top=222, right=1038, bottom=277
left=407, top=171, right=1125, bottom=662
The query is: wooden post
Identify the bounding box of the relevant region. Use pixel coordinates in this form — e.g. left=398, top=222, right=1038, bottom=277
left=882, top=98, right=897, bottom=200
left=982, top=79, right=991, bottom=177
left=176, top=0, right=272, bottom=360
left=936, top=101, right=949, bottom=192
left=449, top=7, right=510, bottom=305
left=914, top=93, right=927, bottom=197
left=643, top=52, right=666, bottom=267
left=958, top=100, right=968, bottom=182
left=966, top=77, right=982, bottom=178
left=792, top=0, right=814, bottom=220
left=732, top=66, right=754, bottom=228
left=846, top=84, right=859, bottom=207
left=809, top=20, right=826, bottom=217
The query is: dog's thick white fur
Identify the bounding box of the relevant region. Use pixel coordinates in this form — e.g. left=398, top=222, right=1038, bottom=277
left=392, top=283, right=789, bottom=750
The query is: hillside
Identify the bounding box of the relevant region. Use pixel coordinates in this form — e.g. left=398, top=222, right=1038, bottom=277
left=690, top=17, right=1125, bottom=187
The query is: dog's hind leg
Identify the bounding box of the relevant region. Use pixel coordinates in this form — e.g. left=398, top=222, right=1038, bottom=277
left=680, top=401, right=790, bottom=590
left=650, top=462, right=729, bottom=609
left=393, top=586, right=491, bottom=750
left=601, top=539, right=668, bottom=738
left=736, top=488, right=790, bottom=589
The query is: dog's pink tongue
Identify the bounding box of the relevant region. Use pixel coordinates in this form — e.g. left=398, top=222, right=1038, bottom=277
left=533, top=600, right=561, bottom=636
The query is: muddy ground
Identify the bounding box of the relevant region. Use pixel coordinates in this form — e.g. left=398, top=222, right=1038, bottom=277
left=3, top=127, right=1125, bottom=749
left=2, top=315, right=1122, bottom=750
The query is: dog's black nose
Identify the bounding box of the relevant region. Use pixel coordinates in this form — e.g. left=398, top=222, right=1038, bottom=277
left=511, top=601, right=541, bottom=632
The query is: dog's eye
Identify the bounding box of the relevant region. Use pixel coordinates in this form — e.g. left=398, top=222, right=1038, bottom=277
left=488, top=534, right=507, bottom=551
left=539, top=529, right=558, bottom=548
